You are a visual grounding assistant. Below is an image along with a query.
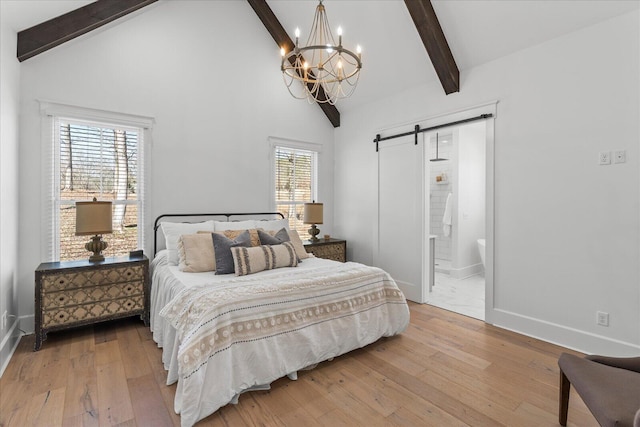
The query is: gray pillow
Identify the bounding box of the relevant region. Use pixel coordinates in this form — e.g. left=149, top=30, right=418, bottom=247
left=257, top=227, right=290, bottom=246
left=212, top=230, right=252, bottom=274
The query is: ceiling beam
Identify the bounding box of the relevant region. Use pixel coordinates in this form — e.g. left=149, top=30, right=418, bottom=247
left=247, top=0, right=341, bottom=128
left=17, top=0, right=157, bottom=62
left=404, top=0, right=459, bottom=94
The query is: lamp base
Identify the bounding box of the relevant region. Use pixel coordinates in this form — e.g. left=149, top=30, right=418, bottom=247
left=308, top=224, right=320, bottom=242
left=86, top=235, right=108, bottom=262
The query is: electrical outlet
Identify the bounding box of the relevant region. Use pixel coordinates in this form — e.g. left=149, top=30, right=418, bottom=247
left=599, top=151, right=611, bottom=165
left=597, top=311, right=609, bottom=327
left=1, top=311, right=6, bottom=330
left=614, top=150, right=626, bottom=164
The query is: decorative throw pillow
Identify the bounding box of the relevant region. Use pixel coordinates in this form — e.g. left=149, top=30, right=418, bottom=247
left=231, top=242, right=298, bottom=276
left=223, top=229, right=261, bottom=247
left=212, top=230, right=252, bottom=274
left=177, top=233, right=216, bottom=272
left=285, top=229, right=310, bottom=260
left=161, top=220, right=215, bottom=265
left=257, top=227, right=290, bottom=245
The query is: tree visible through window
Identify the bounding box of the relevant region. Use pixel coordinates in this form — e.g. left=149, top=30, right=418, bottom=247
left=56, top=120, right=143, bottom=261
left=275, top=146, right=317, bottom=240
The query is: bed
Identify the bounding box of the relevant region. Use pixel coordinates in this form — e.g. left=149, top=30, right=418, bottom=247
left=150, top=213, right=410, bottom=427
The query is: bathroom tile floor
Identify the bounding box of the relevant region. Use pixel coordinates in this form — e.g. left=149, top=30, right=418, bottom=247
left=427, top=272, right=485, bottom=320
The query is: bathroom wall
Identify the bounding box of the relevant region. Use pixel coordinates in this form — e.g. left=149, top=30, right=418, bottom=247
left=429, top=133, right=453, bottom=263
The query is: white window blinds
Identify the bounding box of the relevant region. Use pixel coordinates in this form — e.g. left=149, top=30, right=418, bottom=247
left=274, top=145, right=318, bottom=239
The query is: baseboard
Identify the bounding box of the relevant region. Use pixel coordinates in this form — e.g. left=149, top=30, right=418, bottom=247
left=491, top=308, right=640, bottom=356
left=0, top=319, right=23, bottom=378
left=20, top=314, right=34, bottom=335
left=396, top=280, right=427, bottom=304
left=450, top=263, right=483, bottom=279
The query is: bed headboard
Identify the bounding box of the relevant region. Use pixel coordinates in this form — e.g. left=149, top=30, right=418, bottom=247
left=153, top=212, right=285, bottom=255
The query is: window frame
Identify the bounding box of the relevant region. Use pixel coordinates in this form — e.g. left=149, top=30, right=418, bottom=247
left=269, top=137, right=322, bottom=237
left=40, top=101, right=154, bottom=261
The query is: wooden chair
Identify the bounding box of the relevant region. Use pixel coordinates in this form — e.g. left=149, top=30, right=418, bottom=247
left=558, top=353, right=640, bottom=426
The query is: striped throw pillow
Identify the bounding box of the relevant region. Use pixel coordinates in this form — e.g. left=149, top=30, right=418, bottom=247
left=230, top=242, right=298, bottom=276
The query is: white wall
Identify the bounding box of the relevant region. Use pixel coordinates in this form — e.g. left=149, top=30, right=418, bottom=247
left=0, top=2, right=22, bottom=373
left=335, top=10, right=640, bottom=354
left=17, top=1, right=335, bottom=330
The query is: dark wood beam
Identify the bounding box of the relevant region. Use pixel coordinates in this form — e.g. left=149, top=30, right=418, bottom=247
left=247, top=0, right=340, bottom=128
left=17, top=0, right=157, bottom=62
left=404, top=0, right=459, bottom=94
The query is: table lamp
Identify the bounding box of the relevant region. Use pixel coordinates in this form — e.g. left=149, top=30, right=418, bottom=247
left=76, top=198, right=113, bottom=262
left=303, top=202, right=323, bottom=243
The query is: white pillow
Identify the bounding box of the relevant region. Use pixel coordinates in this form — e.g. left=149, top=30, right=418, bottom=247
left=161, top=220, right=215, bottom=265
left=255, top=218, right=290, bottom=231
left=214, top=220, right=256, bottom=231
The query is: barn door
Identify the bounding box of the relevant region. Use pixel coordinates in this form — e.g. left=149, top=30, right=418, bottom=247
left=376, top=136, right=426, bottom=303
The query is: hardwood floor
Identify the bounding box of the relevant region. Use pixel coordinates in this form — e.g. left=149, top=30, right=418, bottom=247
left=0, top=303, right=597, bottom=426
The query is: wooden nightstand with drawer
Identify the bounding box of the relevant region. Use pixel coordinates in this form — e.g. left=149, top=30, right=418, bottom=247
left=34, top=254, right=149, bottom=351
left=304, top=238, right=347, bottom=262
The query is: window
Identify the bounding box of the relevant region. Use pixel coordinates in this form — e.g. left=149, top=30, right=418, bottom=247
left=274, top=144, right=319, bottom=240
left=41, top=102, right=152, bottom=261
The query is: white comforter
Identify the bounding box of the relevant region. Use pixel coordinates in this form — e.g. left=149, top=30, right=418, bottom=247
left=150, top=251, right=409, bottom=427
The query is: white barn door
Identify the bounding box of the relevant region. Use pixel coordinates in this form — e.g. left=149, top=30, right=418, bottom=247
left=376, top=137, right=426, bottom=303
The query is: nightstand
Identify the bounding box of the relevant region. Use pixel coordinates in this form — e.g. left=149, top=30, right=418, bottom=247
left=304, top=238, right=347, bottom=262
left=34, top=254, right=149, bottom=351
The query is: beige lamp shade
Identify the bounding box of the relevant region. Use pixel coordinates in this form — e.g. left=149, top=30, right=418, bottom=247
left=303, top=202, right=323, bottom=224
left=76, top=199, right=113, bottom=236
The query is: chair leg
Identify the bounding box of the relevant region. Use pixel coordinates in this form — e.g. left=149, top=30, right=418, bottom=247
left=559, top=369, right=571, bottom=426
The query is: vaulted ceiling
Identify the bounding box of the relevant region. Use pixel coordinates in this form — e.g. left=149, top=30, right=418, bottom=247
left=4, top=0, right=639, bottom=124
left=14, top=0, right=463, bottom=127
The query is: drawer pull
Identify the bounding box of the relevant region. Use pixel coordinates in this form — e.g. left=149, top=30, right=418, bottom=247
left=58, top=296, right=65, bottom=302
left=127, top=272, right=132, bottom=276
left=126, top=286, right=133, bottom=292
left=58, top=279, right=65, bottom=285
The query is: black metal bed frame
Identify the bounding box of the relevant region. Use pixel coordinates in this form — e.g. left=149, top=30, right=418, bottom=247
left=153, top=212, right=285, bottom=255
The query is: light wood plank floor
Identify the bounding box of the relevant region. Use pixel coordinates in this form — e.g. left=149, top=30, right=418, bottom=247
left=1, top=303, right=597, bottom=426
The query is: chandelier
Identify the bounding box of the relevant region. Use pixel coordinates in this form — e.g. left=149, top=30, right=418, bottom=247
left=280, top=0, right=362, bottom=105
